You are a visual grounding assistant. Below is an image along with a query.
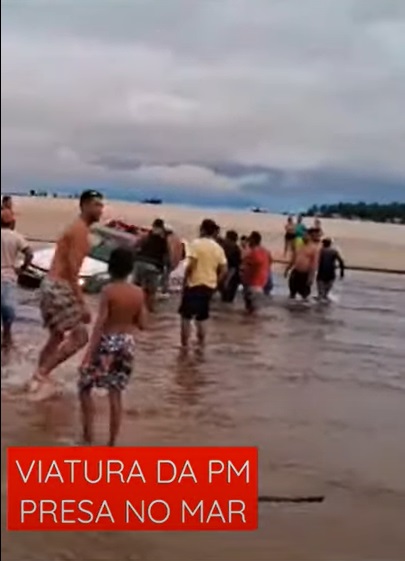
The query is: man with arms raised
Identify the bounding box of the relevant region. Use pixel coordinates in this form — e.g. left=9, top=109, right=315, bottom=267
left=29, top=190, right=104, bottom=394
left=179, top=219, right=227, bottom=350
left=285, top=228, right=319, bottom=301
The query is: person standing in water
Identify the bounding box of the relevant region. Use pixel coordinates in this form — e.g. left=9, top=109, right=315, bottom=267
left=285, top=229, right=319, bottom=300
left=133, top=218, right=170, bottom=311
left=284, top=215, right=296, bottom=256
left=1, top=209, right=33, bottom=352
left=1, top=196, right=16, bottom=229
left=29, top=190, right=104, bottom=395
left=316, top=238, right=345, bottom=301
left=79, top=247, right=147, bottom=446
left=179, top=219, right=227, bottom=349
left=220, top=230, right=242, bottom=303
left=241, top=231, right=270, bottom=314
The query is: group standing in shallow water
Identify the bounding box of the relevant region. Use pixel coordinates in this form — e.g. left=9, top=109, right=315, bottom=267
left=1, top=192, right=345, bottom=445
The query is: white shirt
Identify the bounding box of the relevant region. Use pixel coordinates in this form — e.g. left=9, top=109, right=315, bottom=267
left=1, top=228, right=28, bottom=282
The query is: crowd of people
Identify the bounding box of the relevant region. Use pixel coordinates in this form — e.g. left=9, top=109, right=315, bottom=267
left=1, top=191, right=345, bottom=445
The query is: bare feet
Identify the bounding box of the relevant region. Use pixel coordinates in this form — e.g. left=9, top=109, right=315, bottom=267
left=27, top=379, right=58, bottom=402
left=26, top=370, right=47, bottom=393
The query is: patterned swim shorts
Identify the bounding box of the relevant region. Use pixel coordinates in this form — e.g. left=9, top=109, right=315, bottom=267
left=39, top=278, right=83, bottom=333
left=78, top=333, right=135, bottom=392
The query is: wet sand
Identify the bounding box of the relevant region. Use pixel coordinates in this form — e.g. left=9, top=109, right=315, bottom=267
left=2, top=270, right=405, bottom=560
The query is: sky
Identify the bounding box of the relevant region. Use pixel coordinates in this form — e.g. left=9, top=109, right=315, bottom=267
left=1, top=0, right=405, bottom=211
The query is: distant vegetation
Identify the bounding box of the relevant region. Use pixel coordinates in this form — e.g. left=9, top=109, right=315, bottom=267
left=305, top=202, right=405, bottom=224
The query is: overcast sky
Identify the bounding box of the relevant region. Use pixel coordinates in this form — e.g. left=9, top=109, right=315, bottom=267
left=1, top=0, right=405, bottom=209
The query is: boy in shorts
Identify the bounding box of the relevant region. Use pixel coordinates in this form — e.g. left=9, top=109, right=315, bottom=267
left=79, top=247, right=147, bottom=446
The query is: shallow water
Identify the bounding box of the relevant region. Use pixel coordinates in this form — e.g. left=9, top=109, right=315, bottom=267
left=2, top=272, right=405, bottom=560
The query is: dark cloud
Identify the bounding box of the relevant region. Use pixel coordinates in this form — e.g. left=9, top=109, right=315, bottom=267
left=1, top=0, right=405, bottom=207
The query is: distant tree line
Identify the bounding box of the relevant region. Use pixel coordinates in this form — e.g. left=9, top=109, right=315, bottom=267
left=305, top=202, right=405, bottom=224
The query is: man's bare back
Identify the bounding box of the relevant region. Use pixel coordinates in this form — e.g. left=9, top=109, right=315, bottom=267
left=49, top=218, right=90, bottom=290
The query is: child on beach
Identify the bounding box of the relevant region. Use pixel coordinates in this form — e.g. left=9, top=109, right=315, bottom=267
left=78, top=247, right=147, bottom=446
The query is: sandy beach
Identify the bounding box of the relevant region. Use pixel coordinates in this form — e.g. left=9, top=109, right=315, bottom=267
left=10, top=196, right=405, bottom=272
left=2, top=196, right=405, bottom=561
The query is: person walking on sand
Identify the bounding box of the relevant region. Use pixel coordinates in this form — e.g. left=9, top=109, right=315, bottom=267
left=316, top=238, right=345, bottom=302
left=1, top=209, right=33, bottom=353
left=285, top=228, right=319, bottom=301
left=161, top=224, right=183, bottom=295
left=284, top=215, right=296, bottom=256
left=29, top=190, right=104, bottom=395
left=79, top=247, right=147, bottom=446
left=179, top=219, right=227, bottom=350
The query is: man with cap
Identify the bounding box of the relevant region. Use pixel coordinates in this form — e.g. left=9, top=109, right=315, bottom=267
left=1, top=208, right=33, bottom=352
left=29, top=190, right=104, bottom=395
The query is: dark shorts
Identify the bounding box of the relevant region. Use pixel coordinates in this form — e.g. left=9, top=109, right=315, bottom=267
left=178, top=285, right=214, bottom=321
left=243, top=286, right=264, bottom=312
left=285, top=232, right=296, bottom=241
left=289, top=269, right=311, bottom=299
left=317, top=278, right=334, bottom=298
left=78, top=333, right=135, bottom=392
left=133, top=261, right=161, bottom=292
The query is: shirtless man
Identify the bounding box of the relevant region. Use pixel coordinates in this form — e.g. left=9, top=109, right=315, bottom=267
left=284, top=215, right=296, bottom=256
left=29, top=190, right=104, bottom=394
left=312, top=217, right=324, bottom=244
left=285, top=229, right=319, bottom=300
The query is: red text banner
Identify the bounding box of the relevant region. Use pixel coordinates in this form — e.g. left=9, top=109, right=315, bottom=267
left=7, top=446, right=258, bottom=531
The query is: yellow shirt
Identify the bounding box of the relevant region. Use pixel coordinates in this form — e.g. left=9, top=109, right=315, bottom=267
left=186, top=238, right=227, bottom=289
left=294, top=237, right=304, bottom=250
